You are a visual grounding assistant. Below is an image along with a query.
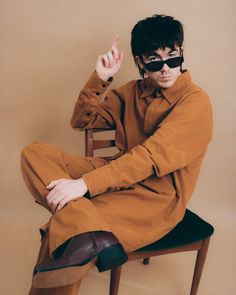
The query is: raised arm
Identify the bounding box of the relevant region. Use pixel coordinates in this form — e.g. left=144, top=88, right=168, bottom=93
left=71, top=35, right=124, bottom=130
left=46, top=36, right=125, bottom=213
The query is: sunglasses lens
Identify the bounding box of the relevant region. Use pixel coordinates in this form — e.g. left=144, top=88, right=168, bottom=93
left=144, top=61, right=163, bottom=72
left=144, top=56, right=184, bottom=72
left=166, top=56, right=184, bottom=68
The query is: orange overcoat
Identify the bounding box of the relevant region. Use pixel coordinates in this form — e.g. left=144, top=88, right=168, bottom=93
left=68, top=69, right=213, bottom=251
left=22, top=69, right=213, bottom=260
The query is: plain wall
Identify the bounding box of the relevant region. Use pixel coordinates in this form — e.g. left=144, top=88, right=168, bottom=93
left=0, top=0, right=235, bottom=294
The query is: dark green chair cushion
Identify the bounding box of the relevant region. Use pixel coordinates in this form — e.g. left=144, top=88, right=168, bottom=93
left=138, top=209, right=214, bottom=252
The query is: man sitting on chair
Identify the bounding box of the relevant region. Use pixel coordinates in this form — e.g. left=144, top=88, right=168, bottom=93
left=21, top=14, right=213, bottom=295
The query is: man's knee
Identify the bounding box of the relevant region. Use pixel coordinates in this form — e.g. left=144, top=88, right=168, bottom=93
left=21, top=141, right=59, bottom=162
left=22, top=141, right=43, bottom=158
left=21, top=141, right=38, bottom=169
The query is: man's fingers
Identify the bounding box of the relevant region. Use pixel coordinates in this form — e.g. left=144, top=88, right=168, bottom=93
left=111, top=45, right=119, bottom=59
left=47, top=178, right=65, bottom=189
left=112, top=33, right=119, bottom=48
left=55, top=200, right=67, bottom=212
left=56, top=195, right=82, bottom=213
left=46, top=182, right=55, bottom=189
left=119, top=51, right=124, bottom=62
left=55, top=197, right=71, bottom=212
left=100, top=52, right=115, bottom=68
left=107, top=51, right=114, bottom=67
left=100, top=54, right=109, bottom=68
left=51, top=195, right=64, bottom=212
left=46, top=189, right=57, bottom=203
left=46, top=186, right=63, bottom=204
left=47, top=191, right=61, bottom=204
left=45, top=190, right=62, bottom=213
left=111, top=34, right=120, bottom=59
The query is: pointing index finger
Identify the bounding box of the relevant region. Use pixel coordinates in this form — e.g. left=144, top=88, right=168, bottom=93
left=112, top=34, right=119, bottom=48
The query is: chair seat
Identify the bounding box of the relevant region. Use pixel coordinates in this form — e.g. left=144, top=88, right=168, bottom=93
left=137, top=209, right=214, bottom=252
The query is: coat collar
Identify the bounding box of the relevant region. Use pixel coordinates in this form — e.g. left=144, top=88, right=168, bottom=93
left=139, top=70, right=192, bottom=104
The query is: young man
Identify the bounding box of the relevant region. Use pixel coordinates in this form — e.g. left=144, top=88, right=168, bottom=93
left=21, top=14, right=213, bottom=294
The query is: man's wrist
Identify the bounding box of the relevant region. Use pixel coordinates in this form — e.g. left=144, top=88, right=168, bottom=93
left=78, top=178, right=88, bottom=194
left=95, top=71, right=113, bottom=83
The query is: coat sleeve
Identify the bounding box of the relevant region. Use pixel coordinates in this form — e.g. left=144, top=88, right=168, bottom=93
left=82, top=91, right=213, bottom=197
left=71, top=71, right=122, bottom=130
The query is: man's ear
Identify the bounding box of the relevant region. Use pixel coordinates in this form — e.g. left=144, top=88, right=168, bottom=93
left=134, top=56, right=143, bottom=69
left=134, top=55, right=146, bottom=79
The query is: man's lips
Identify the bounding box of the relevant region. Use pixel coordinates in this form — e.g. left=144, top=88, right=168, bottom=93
left=160, top=76, right=171, bottom=80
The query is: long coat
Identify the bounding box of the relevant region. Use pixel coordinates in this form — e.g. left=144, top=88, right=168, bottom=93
left=62, top=69, right=213, bottom=253
left=21, top=69, right=213, bottom=290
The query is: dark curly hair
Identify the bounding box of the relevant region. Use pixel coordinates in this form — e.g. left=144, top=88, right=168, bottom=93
left=131, top=14, right=184, bottom=77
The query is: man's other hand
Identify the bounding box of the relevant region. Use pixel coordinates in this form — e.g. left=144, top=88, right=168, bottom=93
left=46, top=178, right=88, bottom=213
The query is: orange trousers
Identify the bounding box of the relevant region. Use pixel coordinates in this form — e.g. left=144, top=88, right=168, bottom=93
left=21, top=141, right=174, bottom=294
left=21, top=141, right=112, bottom=294
left=28, top=233, right=83, bottom=295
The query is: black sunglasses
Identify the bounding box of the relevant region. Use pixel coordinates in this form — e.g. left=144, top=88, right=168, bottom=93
left=143, top=56, right=184, bottom=72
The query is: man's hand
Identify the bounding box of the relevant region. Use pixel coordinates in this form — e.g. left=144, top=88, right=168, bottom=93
left=46, top=178, right=88, bottom=213
left=96, top=34, right=124, bottom=82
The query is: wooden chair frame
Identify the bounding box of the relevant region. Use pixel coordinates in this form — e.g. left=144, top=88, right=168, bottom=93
left=85, top=128, right=213, bottom=295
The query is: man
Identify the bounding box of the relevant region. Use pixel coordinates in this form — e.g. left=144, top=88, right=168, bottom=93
left=21, top=14, right=213, bottom=295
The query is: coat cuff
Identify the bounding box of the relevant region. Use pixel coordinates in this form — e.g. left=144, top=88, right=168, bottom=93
left=71, top=71, right=113, bottom=129
left=84, top=71, right=113, bottom=94
left=81, top=145, right=155, bottom=197
left=82, top=166, right=117, bottom=197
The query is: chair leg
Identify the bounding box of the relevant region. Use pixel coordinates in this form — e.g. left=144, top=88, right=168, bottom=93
left=190, top=237, right=211, bottom=295
left=109, top=266, right=122, bottom=295
left=143, top=257, right=150, bottom=265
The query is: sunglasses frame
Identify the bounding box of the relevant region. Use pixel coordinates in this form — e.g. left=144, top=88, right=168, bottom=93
left=142, top=55, right=184, bottom=72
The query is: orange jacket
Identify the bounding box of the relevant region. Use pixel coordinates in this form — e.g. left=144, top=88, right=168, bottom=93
left=71, top=70, right=213, bottom=209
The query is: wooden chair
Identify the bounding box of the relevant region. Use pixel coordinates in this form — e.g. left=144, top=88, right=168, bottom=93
left=85, top=128, right=214, bottom=295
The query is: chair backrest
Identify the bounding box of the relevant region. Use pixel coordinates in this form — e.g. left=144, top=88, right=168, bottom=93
left=85, top=129, right=116, bottom=160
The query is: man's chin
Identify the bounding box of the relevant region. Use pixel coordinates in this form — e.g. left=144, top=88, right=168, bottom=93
left=156, top=80, right=175, bottom=89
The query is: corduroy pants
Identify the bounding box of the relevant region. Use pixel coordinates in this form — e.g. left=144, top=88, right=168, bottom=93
left=21, top=141, right=176, bottom=294
left=21, top=141, right=113, bottom=294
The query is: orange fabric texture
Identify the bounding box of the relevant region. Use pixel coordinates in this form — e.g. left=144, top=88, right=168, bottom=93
left=21, top=69, right=213, bottom=293
left=72, top=70, right=213, bottom=209
left=28, top=234, right=83, bottom=293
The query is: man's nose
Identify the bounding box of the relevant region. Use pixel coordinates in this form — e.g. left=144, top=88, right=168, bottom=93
left=160, top=62, right=169, bottom=72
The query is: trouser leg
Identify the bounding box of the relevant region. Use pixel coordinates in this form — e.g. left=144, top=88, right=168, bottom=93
left=21, top=141, right=104, bottom=212
left=28, top=233, right=83, bottom=294
left=21, top=141, right=112, bottom=255
left=21, top=141, right=113, bottom=289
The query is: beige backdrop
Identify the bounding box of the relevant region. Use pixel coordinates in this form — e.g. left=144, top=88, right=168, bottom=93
left=1, top=1, right=235, bottom=294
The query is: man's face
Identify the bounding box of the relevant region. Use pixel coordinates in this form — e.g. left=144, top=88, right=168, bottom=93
left=138, top=46, right=182, bottom=89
